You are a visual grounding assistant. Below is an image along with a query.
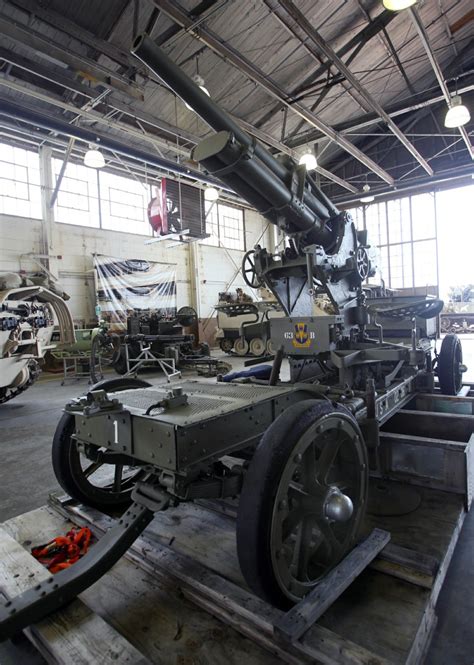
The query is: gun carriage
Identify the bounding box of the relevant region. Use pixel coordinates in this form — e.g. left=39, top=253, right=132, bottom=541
left=0, top=35, right=466, bottom=639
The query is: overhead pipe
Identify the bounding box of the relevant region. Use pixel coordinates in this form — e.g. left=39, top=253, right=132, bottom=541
left=0, top=97, right=232, bottom=191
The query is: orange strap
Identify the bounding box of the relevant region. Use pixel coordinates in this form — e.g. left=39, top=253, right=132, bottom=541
left=31, top=527, right=93, bottom=574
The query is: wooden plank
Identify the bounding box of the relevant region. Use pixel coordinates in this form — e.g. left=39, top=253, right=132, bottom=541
left=3, top=507, right=281, bottom=665
left=0, top=526, right=151, bottom=665
left=372, top=543, right=439, bottom=589
left=50, top=499, right=391, bottom=665
left=273, top=529, right=391, bottom=644
left=48, top=483, right=466, bottom=665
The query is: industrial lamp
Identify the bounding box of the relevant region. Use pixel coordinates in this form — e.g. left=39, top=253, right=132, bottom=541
left=360, top=184, right=375, bottom=203
left=382, top=0, right=417, bottom=10
left=84, top=145, right=105, bottom=169
left=444, top=95, right=471, bottom=128
left=204, top=186, right=219, bottom=202
left=298, top=152, right=317, bottom=170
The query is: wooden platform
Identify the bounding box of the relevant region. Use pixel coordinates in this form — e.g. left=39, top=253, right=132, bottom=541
left=1, top=390, right=472, bottom=664
left=0, top=478, right=467, bottom=665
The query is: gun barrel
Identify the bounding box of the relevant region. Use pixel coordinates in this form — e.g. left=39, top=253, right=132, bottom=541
left=131, top=34, right=338, bottom=243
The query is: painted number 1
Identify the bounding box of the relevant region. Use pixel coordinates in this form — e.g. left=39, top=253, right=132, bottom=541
left=113, top=420, right=119, bottom=444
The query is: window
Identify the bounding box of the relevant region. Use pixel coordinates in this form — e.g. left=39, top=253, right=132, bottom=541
left=202, top=201, right=245, bottom=250
left=347, top=193, right=438, bottom=291
left=99, top=172, right=149, bottom=235
left=52, top=159, right=100, bottom=228
left=0, top=143, right=41, bottom=218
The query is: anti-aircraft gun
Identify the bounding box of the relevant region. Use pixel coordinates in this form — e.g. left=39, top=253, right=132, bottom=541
left=0, top=35, right=466, bottom=640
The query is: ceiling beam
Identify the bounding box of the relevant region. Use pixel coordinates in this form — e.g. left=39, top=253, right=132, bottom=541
left=0, top=96, right=230, bottom=190
left=0, top=77, right=192, bottom=157
left=151, top=0, right=394, bottom=184
left=410, top=7, right=473, bottom=160
left=253, top=8, right=396, bottom=131
left=8, top=0, right=137, bottom=69
left=0, top=46, right=201, bottom=145
left=333, top=163, right=473, bottom=206
left=285, top=79, right=474, bottom=148
left=266, top=0, right=433, bottom=176
left=0, top=13, right=143, bottom=99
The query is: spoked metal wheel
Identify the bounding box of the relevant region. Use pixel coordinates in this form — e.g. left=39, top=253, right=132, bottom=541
left=242, top=250, right=264, bottom=289
left=237, top=400, right=368, bottom=608
left=90, top=332, right=121, bottom=384
left=52, top=378, right=150, bottom=511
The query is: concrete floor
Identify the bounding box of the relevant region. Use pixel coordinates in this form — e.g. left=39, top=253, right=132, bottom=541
left=1, top=342, right=474, bottom=663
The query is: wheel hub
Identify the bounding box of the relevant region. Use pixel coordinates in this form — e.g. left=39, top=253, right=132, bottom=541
left=324, top=487, right=354, bottom=522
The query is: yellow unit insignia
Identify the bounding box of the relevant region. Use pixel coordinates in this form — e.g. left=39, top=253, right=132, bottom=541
left=292, top=322, right=313, bottom=349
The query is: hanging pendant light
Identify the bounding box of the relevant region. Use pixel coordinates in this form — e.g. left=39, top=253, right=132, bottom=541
left=204, top=186, right=219, bottom=202
left=298, top=152, right=318, bottom=170
left=360, top=183, right=375, bottom=203
left=84, top=144, right=105, bottom=169
left=444, top=95, right=471, bottom=128
left=382, top=0, right=417, bottom=10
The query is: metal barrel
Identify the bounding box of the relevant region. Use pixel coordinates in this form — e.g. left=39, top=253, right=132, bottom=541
left=131, top=34, right=338, bottom=231
left=193, top=131, right=331, bottom=238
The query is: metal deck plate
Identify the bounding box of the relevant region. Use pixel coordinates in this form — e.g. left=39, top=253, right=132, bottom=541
left=112, top=381, right=295, bottom=427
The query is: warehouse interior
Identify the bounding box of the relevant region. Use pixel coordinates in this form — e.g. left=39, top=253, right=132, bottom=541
left=0, top=0, right=473, bottom=663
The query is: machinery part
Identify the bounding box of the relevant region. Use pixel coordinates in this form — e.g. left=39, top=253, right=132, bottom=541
left=237, top=400, right=368, bottom=607
left=219, top=337, right=234, bottom=353
left=371, top=299, right=444, bottom=321
left=52, top=378, right=150, bottom=510
left=0, top=501, right=155, bottom=642
left=234, top=337, right=249, bottom=356
left=90, top=332, right=121, bottom=383
left=242, top=250, right=264, bottom=289
left=266, top=339, right=276, bottom=356
left=0, top=360, right=40, bottom=405
left=437, top=333, right=464, bottom=395
left=356, top=247, right=370, bottom=281
left=249, top=337, right=266, bottom=356
left=176, top=306, right=197, bottom=328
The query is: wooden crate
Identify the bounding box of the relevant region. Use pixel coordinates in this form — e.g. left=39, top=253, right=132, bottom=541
left=0, top=478, right=467, bottom=665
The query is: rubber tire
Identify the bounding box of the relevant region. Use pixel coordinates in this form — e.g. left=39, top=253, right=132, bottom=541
left=249, top=337, right=265, bottom=356
left=236, top=399, right=367, bottom=609
left=438, top=333, right=463, bottom=395
left=52, top=377, right=150, bottom=510
left=234, top=338, right=249, bottom=356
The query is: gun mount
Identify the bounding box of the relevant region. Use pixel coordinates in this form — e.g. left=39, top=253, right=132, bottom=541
left=0, top=36, right=467, bottom=640
left=0, top=285, right=75, bottom=404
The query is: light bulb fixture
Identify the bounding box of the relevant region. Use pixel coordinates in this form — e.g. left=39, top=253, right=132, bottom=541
left=84, top=144, right=105, bottom=169
left=360, top=183, right=375, bottom=203
left=382, top=0, right=417, bottom=10
left=298, top=152, right=317, bottom=170
left=185, top=74, right=210, bottom=110
left=204, top=186, right=219, bottom=202
left=444, top=95, right=471, bottom=128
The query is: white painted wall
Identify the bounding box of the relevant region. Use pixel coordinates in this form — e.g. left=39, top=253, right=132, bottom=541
left=0, top=207, right=270, bottom=328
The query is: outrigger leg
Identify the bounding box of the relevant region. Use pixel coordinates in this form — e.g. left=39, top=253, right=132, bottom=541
left=0, top=483, right=169, bottom=641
